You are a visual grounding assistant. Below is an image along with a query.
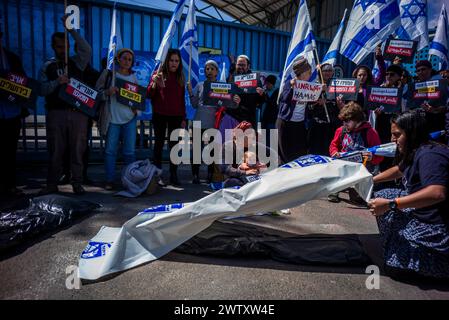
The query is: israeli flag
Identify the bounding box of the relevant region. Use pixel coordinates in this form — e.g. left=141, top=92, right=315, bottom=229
left=107, top=5, right=123, bottom=71
left=340, top=0, right=401, bottom=64
left=180, top=0, right=199, bottom=91
left=278, top=0, right=317, bottom=102
left=154, top=0, right=187, bottom=71
left=398, top=0, right=429, bottom=50
left=429, top=4, right=448, bottom=70
left=220, top=62, right=227, bottom=82
left=322, top=9, right=348, bottom=66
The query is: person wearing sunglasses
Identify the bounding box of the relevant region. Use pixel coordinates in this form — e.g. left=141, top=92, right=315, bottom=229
left=414, top=60, right=447, bottom=138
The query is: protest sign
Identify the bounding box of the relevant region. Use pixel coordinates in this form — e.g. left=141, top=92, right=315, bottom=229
left=233, top=72, right=261, bottom=94
left=59, top=78, right=99, bottom=117
left=411, top=80, right=448, bottom=109
left=326, top=78, right=360, bottom=101
left=115, top=77, right=146, bottom=110
left=0, top=71, right=38, bottom=109
left=366, top=86, right=403, bottom=113
left=203, top=81, right=237, bottom=108
left=384, top=39, right=417, bottom=64
left=293, top=80, right=324, bottom=102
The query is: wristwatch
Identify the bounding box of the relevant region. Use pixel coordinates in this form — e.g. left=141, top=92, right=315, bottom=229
left=389, top=199, right=398, bottom=211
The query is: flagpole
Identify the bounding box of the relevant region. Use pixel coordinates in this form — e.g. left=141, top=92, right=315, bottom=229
left=313, top=48, right=330, bottom=123
left=64, top=0, right=68, bottom=76
left=111, top=3, right=117, bottom=88
left=188, top=39, right=192, bottom=85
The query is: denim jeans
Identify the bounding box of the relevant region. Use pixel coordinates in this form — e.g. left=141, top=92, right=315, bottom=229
left=104, top=117, right=137, bottom=182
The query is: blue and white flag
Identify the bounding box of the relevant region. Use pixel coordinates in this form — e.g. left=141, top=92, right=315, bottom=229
left=322, top=9, right=348, bottom=66
left=179, top=0, right=199, bottom=91
left=107, top=5, right=123, bottom=71
left=340, top=0, right=401, bottom=64
left=429, top=4, right=448, bottom=71
left=398, top=0, right=429, bottom=50
left=154, top=0, right=187, bottom=72
left=220, top=62, right=227, bottom=82
left=278, top=0, right=317, bottom=102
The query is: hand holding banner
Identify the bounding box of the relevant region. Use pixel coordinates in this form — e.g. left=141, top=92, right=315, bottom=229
left=115, top=77, right=147, bottom=110
left=203, top=81, right=237, bottom=108
left=58, top=78, right=100, bottom=118
left=411, top=80, right=448, bottom=109
left=293, top=80, right=324, bottom=102
left=233, top=72, right=262, bottom=94
left=326, top=78, right=360, bottom=101
left=383, top=39, right=417, bottom=64
left=366, top=86, right=403, bottom=113
left=0, top=71, right=38, bottom=109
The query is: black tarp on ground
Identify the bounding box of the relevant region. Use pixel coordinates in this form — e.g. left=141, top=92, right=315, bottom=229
left=176, top=220, right=371, bottom=266
left=0, top=195, right=101, bottom=251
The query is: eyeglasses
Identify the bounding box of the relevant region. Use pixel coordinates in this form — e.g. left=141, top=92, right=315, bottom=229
left=385, top=72, right=397, bottom=76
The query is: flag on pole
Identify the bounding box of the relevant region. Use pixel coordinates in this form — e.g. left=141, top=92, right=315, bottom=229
left=322, top=8, right=348, bottom=66
left=107, top=4, right=123, bottom=71
left=340, top=0, right=401, bottom=64
left=397, top=0, right=429, bottom=50
left=278, top=0, right=317, bottom=102
left=220, top=62, right=227, bottom=82
left=429, top=4, right=448, bottom=70
left=179, top=0, right=199, bottom=91
left=154, top=0, right=187, bottom=72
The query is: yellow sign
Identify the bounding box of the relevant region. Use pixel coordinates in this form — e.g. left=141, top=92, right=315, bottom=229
left=0, top=77, right=32, bottom=98
left=120, top=88, right=141, bottom=103
left=418, top=86, right=436, bottom=94
left=212, top=88, right=229, bottom=94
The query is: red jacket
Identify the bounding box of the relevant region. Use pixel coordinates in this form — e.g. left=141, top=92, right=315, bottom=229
left=147, top=72, right=186, bottom=117
left=329, top=121, right=383, bottom=165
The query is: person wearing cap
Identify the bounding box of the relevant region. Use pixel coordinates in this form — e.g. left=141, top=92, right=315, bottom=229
left=0, top=24, right=28, bottom=197
left=306, top=63, right=341, bottom=156
left=38, top=15, right=92, bottom=195
left=222, top=54, right=264, bottom=129
left=187, top=59, right=221, bottom=184
left=414, top=60, right=448, bottom=136
left=95, top=48, right=139, bottom=190
left=148, top=48, right=186, bottom=186
left=276, top=57, right=311, bottom=164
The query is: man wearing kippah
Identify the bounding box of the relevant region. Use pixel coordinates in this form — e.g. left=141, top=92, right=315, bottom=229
left=223, top=54, right=265, bottom=129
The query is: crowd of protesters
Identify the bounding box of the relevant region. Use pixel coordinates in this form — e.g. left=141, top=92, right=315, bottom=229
left=1, top=14, right=449, bottom=280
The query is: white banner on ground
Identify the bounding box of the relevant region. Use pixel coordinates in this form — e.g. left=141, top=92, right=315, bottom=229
left=78, top=155, right=373, bottom=280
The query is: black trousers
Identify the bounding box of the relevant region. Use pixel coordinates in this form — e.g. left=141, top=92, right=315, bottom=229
left=191, top=128, right=215, bottom=178
left=46, top=109, right=88, bottom=186
left=152, top=113, right=184, bottom=175
left=0, top=116, right=21, bottom=192
left=307, top=121, right=336, bottom=156
left=276, top=118, right=307, bottom=164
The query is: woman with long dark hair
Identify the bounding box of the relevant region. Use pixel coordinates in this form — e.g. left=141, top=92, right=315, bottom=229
left=148, top=49, right=186, bottom=186
left=369, top=111, right=449, bottom=279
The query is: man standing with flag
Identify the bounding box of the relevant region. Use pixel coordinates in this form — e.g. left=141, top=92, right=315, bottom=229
left=38, top=15, right=92, bottom=195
